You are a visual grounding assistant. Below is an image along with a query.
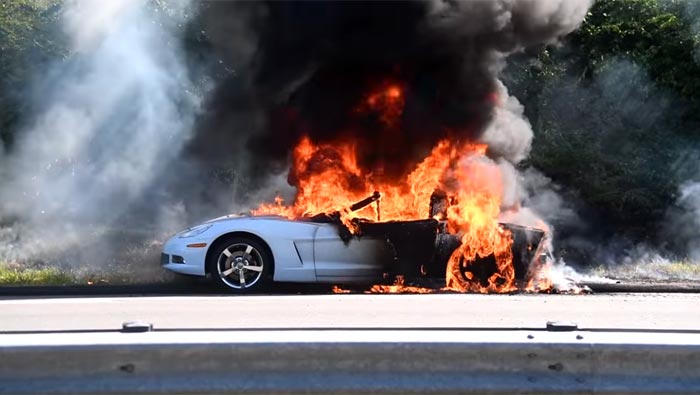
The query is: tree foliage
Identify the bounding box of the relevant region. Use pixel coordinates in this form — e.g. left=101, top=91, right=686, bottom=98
left=0, top=0, right=64, bottom=147
left=575, top=0, right=700, bottom=111
left=506, top=0, right=700, bottom=244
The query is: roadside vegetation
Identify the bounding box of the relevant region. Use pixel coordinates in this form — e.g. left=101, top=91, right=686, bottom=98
left=0, top=261, right=76, bottom=286
left=0, top=0, right=64, bottom=147
left=0, top=259, right=175, bottom=286
left=0, top=260, right=120, bottom=286
left=504, top=0, right=700, bottom=262
left=592, top=259, right=700, bottom=281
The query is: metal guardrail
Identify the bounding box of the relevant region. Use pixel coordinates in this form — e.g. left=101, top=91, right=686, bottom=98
left=1, top=323, right=700, bottom=394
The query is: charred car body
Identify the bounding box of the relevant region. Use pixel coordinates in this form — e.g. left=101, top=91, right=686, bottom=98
left=162, top=192, right=545, bottom=292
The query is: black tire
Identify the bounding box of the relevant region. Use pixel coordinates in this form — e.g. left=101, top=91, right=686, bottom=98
left=207, top=236, right=273, bottom=293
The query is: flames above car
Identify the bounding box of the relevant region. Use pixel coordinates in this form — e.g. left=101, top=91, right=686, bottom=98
left=252, top=84, right=555, bottom=293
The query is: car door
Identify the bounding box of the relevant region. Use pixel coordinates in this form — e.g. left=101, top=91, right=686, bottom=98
left=313, top=223, right=394, bottom=280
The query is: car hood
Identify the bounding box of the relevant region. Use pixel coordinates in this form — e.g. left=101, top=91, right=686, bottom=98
left=203, top=214, right=290, bottom=224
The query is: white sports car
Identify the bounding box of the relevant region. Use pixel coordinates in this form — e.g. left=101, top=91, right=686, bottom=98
left=162, top=193, right=544, bottom=292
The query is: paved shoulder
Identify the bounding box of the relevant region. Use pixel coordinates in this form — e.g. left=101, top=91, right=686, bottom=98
left=0, top=293, right=698, bottom=332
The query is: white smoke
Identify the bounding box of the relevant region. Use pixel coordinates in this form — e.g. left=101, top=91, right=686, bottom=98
left=0, top=0, right=198, bottom=276
left=481, top=80, right=533, bottom=165
left=427, top=0, right=593, bottom=48
left=484, top=85, right=593, bottom=290
left=481, top=81, right=556, bottom=225
left=665, top=180, right=700, bottom=263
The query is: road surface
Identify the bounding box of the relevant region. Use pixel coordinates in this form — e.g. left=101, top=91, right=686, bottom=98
left=1, top=293, right=698, bottom=332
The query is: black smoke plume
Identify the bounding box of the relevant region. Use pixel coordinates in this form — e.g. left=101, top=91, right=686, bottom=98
left=189, top=0, right=592, bottom=185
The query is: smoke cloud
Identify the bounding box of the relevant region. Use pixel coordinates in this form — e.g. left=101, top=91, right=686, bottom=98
left=0, top=0, right=199, bottom=279
left=195, top=0, right=592, bottom=191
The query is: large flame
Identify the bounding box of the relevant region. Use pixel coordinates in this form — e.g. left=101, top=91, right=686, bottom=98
left=442, top=153, right=515, bottom=293
left=254, top=84, right=527, bottom=293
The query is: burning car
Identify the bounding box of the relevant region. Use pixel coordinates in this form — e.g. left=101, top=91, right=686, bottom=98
left=163, top=82, right=556, bottom=293
left=162, top=190, right=546, bottom=293
left=156, top=0, right=593, bottom=294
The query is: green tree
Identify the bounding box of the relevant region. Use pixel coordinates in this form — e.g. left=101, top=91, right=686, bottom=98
left=506, top=0, right=700, bottom=243
left=575, top=0, right=700, bottom=111
left=0, top=0, right=64, bottom=148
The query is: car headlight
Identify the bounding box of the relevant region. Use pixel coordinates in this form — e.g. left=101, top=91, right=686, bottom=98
left=178, top=224, right=212, bottom=238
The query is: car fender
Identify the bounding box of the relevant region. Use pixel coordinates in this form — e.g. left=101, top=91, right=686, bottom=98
left=203, top=216, right=320, bottom=282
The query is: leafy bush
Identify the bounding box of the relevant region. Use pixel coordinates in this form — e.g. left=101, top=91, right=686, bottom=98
left=506, top=0, right=700, bottom=246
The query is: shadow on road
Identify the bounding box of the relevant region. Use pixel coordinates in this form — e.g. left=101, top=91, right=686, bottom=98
left=0, top=280, right=340, bottom=298
left=2, top=279, right=700, bottom=298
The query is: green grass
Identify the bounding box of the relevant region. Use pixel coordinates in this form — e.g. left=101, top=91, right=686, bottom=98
left=0, top=261, right=135, bottom=286
left=661, top=261, right=700, bottom=278
left=0, top=257, right=176, bottom=286
left=591, top=259, right=700, bottom=282
left=0, top=262, right=79, bottom=286
left=0, top=232, right=175, bottom=286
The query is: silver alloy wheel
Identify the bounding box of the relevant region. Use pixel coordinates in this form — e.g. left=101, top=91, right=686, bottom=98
left=216, top=242, right=265, bottom=289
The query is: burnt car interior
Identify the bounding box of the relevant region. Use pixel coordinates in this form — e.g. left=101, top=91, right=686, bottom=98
left=306, top=191, right=545, bottom=285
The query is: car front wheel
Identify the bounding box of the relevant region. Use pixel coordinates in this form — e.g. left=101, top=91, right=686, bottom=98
left=208, top=237, right=272, bottom=292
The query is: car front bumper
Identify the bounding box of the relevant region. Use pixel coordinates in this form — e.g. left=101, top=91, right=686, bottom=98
left=161, top=236, right=209, bottom=277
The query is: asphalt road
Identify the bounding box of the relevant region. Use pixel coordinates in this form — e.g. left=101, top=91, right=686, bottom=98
left=1, top=293, right=698, bottom=332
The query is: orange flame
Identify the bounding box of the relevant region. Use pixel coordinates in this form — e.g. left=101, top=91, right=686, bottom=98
left=254, top=136, right=523, bottom=293
left=357, top=83, right=405, bottom=127
left=442, top=153, right=516, bottom=293
left=366, top=275, right=434, bottom=294
left=254, top=137, right=470, bottom=226
left=254, top=84, right=543, bottom=293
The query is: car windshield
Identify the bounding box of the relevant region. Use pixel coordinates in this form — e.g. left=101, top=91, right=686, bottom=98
left=1, top=1, right=700, bottom=394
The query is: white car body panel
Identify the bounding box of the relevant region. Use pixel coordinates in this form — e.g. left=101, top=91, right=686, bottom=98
left=162, top=215, right=391, bottom=283
left=313, top=225, right=394, bottom=279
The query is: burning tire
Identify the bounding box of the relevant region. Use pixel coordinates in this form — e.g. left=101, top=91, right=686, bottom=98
left=207, top=236, right=272, bottom=293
